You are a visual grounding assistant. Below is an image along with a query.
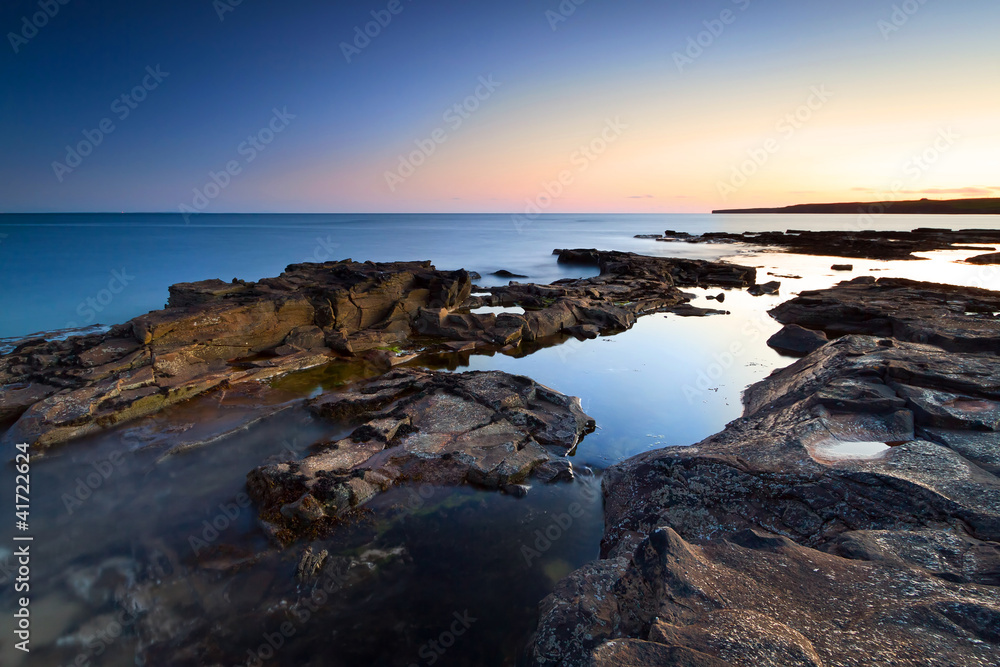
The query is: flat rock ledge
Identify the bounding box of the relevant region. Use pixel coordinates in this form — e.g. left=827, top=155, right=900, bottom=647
left=640, top=227, right=1000, bottom=261
left=0, top=260, right=470, bottom=450
left=425, top=249, right=755, bottom=345
left=529, top=282, right=1000, bottom=666
left=1, top=251, right=754, bottom=451
left=770, top=276, right=1000, bottom=354
left=247, top=368, right=595, bottom=545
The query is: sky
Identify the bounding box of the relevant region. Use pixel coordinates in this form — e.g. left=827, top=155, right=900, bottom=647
left=1, top=0, right=998, bottom=214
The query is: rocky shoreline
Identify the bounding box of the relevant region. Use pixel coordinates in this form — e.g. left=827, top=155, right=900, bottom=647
left=0, top=251, right=753, bottom=453
left=638, top=228, right=1000, bottom=260
left=5, top=244, right=1000, bottom=665
left=529, top=277, right=1000, bottom=666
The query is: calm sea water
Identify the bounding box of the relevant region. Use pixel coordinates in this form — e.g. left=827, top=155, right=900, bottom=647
left=1, top=213, right=998, bottom=666
left=3, top=212, right=1000, bottom=341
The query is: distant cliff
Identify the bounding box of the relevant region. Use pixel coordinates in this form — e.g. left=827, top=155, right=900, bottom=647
left=714, top=197, right=1000, bottom=215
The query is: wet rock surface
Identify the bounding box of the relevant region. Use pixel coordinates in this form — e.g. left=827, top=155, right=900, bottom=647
left=247, top=368, right=595, bottom=544
left=766, top=323, right=829, bottom=356
left=530, top=280, right=1000, bottom=666
left=640, top=227, right=1000, bottom=260
left=770, top=276, right=1000, bottom=353
left=0, top=260, right=471, bottom=450
left=440, top=249, right=755, bottom=347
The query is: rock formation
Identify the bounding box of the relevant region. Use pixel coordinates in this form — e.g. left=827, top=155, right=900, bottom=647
left=770, top=276, right=1000, bottom=353
left=419, top=250, right=755, bottom=346
left=530, top=279, right=1000, bottom=666
left=0, top=260, right=470, bottom=449
left=247, top=368, right=595, bottom=544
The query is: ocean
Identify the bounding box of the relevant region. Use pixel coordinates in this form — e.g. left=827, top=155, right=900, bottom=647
left=4, top=212, right=1000, bottom=341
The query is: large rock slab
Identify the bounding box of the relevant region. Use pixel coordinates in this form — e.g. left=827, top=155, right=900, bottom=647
left=530, top=288, right=1000, bottom=666
left=246, top=368, right=595, bottom=544
left=0, top=260, right=470, bottom=450
left=770, top=276, right=1000, bottom=353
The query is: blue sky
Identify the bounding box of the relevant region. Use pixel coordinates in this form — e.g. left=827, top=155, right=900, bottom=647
left=2, top=0, right=998, bottom=212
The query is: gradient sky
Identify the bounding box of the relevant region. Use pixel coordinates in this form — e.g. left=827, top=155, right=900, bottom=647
left=1, top=0, right=997, bottom=213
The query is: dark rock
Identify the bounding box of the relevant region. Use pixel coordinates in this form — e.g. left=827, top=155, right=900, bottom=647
left=770, top=277, right=1000, bottom=354
left=650, top=228, right=1000, bottom=261
left=492, top=269, right=529, bottom=278
left=247, top=368, right=595, bottom=544
left=565, top=324, right=600, bottom=340
left=554, top=249, right=756, bottom=288
left=427, top=250, right=754, bottom=347
left=966, top=252, right=1000, bottom=265
left=295, top=546, right=328, bottom=582
left=535, top=459, right=575, bottom=483
left=747, top=280, right=780, bottom=296
left=830, top=264, right=853, bottom=271
left=766, top=324, right=828, bottom=356
left=671, top=305, right=729, bottom=317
